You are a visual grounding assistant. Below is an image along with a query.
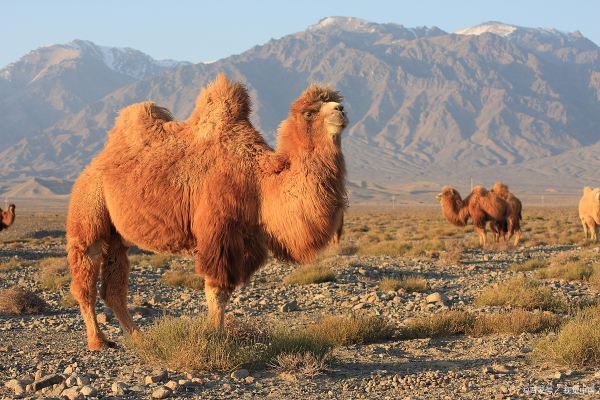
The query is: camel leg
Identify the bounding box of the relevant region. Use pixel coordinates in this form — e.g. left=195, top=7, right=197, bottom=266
left=69, top=240, right=115, bottom=350
left=581, top=220, right=589, bottom=240
left=99, top=235, right=140, bottom=340
left=513, top=229, right=522, bottom=246
left=475, top=226, right=487, bottom=247
left=204, top=281, right=232, bottom=330
left=591, top=221, right=598, bottom=241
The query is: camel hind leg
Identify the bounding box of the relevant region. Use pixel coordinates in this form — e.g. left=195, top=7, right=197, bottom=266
left=67, top=168, right=114, bottom=350
left=474, top=224, right=487, bottom=247
left=99, top=234, right=140, bottom=339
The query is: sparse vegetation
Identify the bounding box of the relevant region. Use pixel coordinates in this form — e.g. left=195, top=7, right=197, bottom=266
left=283, top=264, right=336, bottom=285
left=474, top=276, right=566, bottom=312
left=0, top=286, right=48, bottom=314
left=535, top=305, right=600, bottom=367
left=129, top=254, right=173, bottom=269
left=161, top=270, right=204, bottom=290
left=401, top=310, right=562, bottom=339
left=130, top=317, right=332, bottom=372
left=0, top=258, right=25, bottom=271
left=307, top=315, right=393, bottom=346
left=510, top=258, right=548, bottom=272
left=357, top=240, right=411, bottom=256
left=534, top=261, right=594, bottom=281
left=379, top=276, right=427, bottom=293
left=37, top=257, right=70, bottom=292
left=59, top=291, right=78, bottom=308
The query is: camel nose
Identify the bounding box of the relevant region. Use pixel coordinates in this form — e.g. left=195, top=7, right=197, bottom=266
left=333, top=103, right=344, bottom=112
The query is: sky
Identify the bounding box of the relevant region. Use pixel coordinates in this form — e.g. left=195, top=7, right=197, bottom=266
left=2, top=0, right=599, bottom=68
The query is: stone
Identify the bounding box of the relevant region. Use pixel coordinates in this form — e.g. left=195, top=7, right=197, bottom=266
left=231, top=369, right=250, bottom=380
left=425, top=292, right=448, bottom=305
left=278, top=300, right=298, bottom=312
left=146, top=370, right=168, bottom=384
left=62, top=387, right=83, bottom=400
left=112, top=381, right=127, bottom=395
left=32, top=374, right=65, bottom=391
left=164, top=380, right=179, bottom=390
left=76, top=375, right=91, bottom=386
left=152, top=386, right=172, bottom=399
left=80, top=385, right=97, bottom=396
left=481, top=366, right=493, bottom=374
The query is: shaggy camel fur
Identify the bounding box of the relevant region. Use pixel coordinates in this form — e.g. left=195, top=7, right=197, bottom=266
left=66, top=74, right=348, bottom=350
left=0, top=204, right=15, bottom=231
left=436, top=186, right=507, bottom=247
left=490, top=181, right=523, bottom=246
left=579, top=187, right=600, bottom=241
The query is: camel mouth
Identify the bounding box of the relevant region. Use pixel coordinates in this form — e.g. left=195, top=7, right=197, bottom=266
left=435, top=193, right=442, bottom=201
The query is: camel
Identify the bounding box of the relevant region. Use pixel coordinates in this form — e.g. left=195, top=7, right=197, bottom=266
left=490, top=181, right=523, bottom=246
left=66, top=74, right=348, bottom=350
left=579, top=187, right=600, bottom=241
left=329, top=211, right=344, bottom=246
left=0, top=204, right=15, bottom=231
left=436, top=186, right=508, bottom=247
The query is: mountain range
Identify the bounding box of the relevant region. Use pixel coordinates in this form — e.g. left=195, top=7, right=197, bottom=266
left=1, top=18, right=599, bottom=204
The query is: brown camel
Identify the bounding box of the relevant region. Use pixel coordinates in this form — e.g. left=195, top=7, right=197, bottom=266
left=436, top=186, right=507, bottom=247
left=329, top=211, right=344, bottom=246
left=579, top=187, right=600, bottom=241
left=66, top=74, right=348, bottom=350
left=490, top=181, right=523, bottom=246
left=0, top=204, right=15, bottom=231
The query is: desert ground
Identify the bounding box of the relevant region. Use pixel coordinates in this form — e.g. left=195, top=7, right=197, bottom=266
left=1, top=206, right=599, bottom=399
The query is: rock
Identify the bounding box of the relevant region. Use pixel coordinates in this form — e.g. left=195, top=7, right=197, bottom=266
left=65, top=375, right=78, bottom=387
left=493, top=364, right=512, bottom=374
left=278, top=300, right=298, bottom=312
left=425, top=292, right=448, bottom=305
left=32, top=374, right=65, bottom=391
left=231, top=369, right=250, bottom=380
left=112, top=381, right=127, bottom=395
left=352, top=302, right=367, bottom=310
left=61, top=387, right=83, bottom=400
left=5, top=379, right=26, bottom=391
left=80, top=385, right=97, bottom=396
left=76, top=375, right=91, bottom=386
left=481, top=366, right=493, bottom=374
left=152, top=386, right=172, bottom=399
left=164, top=380, right=178, bottom=390
left=244, top=376, right=255, bottom=384
left=146, top=370, right=168, bottom=384
left=520, top=344, right=533, bottom=353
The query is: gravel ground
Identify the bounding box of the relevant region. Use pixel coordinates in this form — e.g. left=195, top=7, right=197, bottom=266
left=1, top=212, right=599, bottom=399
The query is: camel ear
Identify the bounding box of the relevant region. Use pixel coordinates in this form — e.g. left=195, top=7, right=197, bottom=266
left=451, top=189, right=456, bottom=195
left=596, top=192, right=600, bottom=200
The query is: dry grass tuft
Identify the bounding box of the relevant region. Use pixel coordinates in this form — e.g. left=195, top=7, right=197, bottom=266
left=37, top=257, right=70, bottom=292
left=400, top=310, right=562, bottom=339
left=0, top=286, right=48, bottom=314
left=130, top=317, right=331, bottom=372
left=535, top=305, right=600, bottom=367
left=307, top=315, right=393, bottom=346
left=439, top=241, right=464, bottom=264
left=270, top=352, right=329, bottom=376
left=161, top=270, right=204, bottom=290
left=534, top=261, right=594, bottom=281
left=474, top=276, right=566, bottom=312
left=0, top=258, right=26, bottom=271
left=283, top=264, right=336, bottom=286
left=130, top=254, right=173, bottom=269
left=379, top=276, right=428, bottom=293
left=59, top=291, right=78, bottom=308
left=509, top=258, right=549, bottom=272
left=356, top=240, right=411, bottom=256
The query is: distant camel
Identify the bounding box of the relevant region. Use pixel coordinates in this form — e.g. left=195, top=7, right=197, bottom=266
left=490, top=181, right=523, bottom=246
left=0, top=204, right=15, bottom=231
left=66, top=74, right=348, bottom=350
left=436, top=186, right=507, bottom=247
left=579, top=187, right=600, bottom=241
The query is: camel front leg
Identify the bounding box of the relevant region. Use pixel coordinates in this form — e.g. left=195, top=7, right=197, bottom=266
left=474, top=226, right=487, bottom=247
left=204, top=282, right=232, bottom=330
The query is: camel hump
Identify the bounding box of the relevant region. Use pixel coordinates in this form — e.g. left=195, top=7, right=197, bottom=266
left=189, top=73, right=251, bottom=133
left=109, top=102, right=173, bottom=140
left=492, top=181, right=509, bottom=194
left=472, top=185, right=489, bottom=195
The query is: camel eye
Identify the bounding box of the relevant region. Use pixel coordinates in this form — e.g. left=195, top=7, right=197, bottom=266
left=303, top=111, right=314, bottom=120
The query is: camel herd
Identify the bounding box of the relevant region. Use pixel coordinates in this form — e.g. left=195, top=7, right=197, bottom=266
left=436, top=182, right=522, bottom=247
left=0, top=75, right=598, bottom=351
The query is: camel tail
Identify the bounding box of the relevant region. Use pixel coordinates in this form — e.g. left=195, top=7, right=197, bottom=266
left=189, top=73, right=252, bottom=131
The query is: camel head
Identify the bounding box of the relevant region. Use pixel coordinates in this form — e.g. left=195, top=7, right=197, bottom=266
left=492, top=181, right=509, bottom=194
left=1, top=203, right=15, bottom=228
left=436, top=186, right=460, bottom=203
left=277, top=85, right=348, bottom=154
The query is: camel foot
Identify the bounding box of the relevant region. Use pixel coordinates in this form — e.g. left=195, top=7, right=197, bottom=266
left=87, top=337, right=117, bottom=351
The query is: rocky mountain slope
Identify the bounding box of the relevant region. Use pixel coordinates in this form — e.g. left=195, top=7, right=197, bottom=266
left=1, top=18, right=599, bottom=203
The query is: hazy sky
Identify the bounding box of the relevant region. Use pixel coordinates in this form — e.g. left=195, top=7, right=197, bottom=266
left=2, top=0, right=599, bottom=68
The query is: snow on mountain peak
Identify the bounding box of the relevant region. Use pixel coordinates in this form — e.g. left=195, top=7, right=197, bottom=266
left=455, top=21, right=518, bottom=37
left=309, top=16, right=373, bottom=32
